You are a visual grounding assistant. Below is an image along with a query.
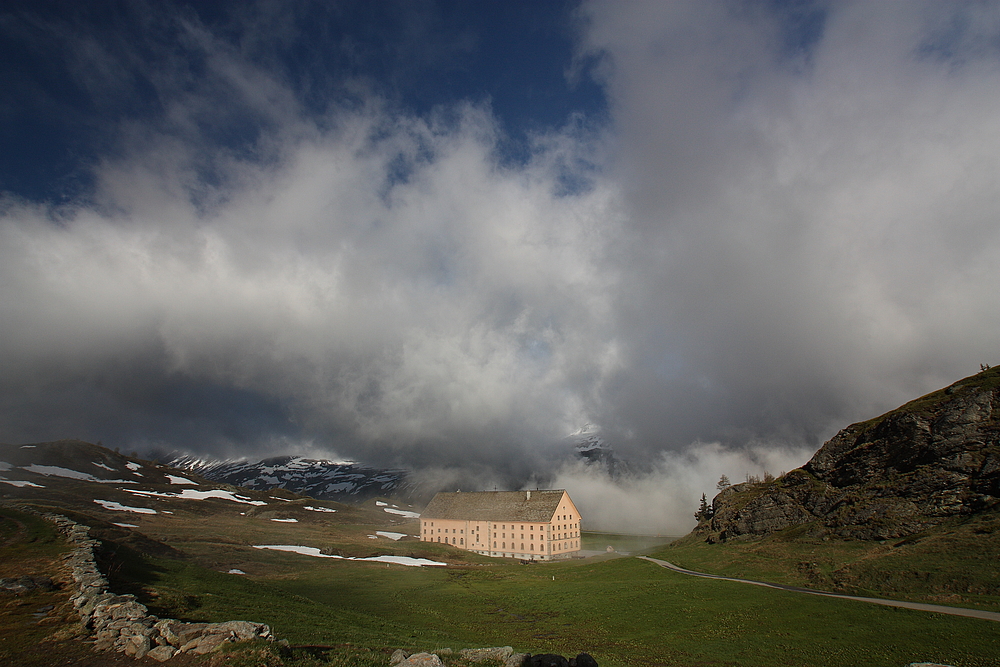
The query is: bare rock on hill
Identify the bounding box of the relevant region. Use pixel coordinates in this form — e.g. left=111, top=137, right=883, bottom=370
left=460, top=646, right=514, bottom=662
left=145, top=645, right=176, bottom=662
left=0, top=575, right=56, bottom=594
left=703, top=367, right=1000, bottom=542
left=396, top=653, right=444, bottom=667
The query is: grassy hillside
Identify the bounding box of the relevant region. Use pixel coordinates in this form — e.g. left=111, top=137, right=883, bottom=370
left=6, top=500, right=1000, bottom=666
left=4, top=441, right=1000, bottom=666
left=659, top=507, right=1000, bottom=612
left=0, top=506, right=126, bottom=666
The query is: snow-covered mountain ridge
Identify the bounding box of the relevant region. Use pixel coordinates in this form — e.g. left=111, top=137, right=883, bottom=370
left=167, top=425, right=629, bottom=503
left=566, top=424, right=631, bottom=478
left=169, top=454, right=411, bottom=502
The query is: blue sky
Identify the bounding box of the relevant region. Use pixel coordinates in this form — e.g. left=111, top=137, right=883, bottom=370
left=0, top=0, right=605, bottom=201
left=2, top=0, right=1000, bottom=530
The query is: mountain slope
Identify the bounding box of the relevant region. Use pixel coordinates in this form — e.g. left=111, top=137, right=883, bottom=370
left=0, top=439, right=421, bottom=529
left=566, top=424, right=632, bottom=478
left=169, top=454, right=413, bottom=503
left=703, top=366, right=1000, bottom=542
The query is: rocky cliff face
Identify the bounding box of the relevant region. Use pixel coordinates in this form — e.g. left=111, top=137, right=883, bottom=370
left=703, top=367, right=1000, bottom=542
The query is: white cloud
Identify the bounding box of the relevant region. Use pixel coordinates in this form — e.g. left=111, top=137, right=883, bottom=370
left=0, top=96, right=622, bottom=465
left=578, top=0, right=1000, bottom=451
left=553, top=441, right=814, bottom=535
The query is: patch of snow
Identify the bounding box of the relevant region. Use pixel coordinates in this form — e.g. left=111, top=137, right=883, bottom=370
left=383, top=507, right=420, bottom=518
left=270, top=496, right=292, bottom=502
left=125, top=488, right=266, bottom=505
left=19, top=445, right=35, bottom=448
left=375, top=501, right=387, bottom=506
left=0, top=461, right=12, bottom=471
left=113, top=523, right=139, bottom=528
left=303, top=506, right=337, bottom=513
left=375, top=531, right=407, bottom=540
left=251, top=545, right=445, bottom=567
left=253, top=545, right=334, bottom=557
left=0, top=477, right=44, bottom=488
left=165, top=475, right=196, bottom=485
left=367, top=535, right=379, bottom=539
left=162, top=510, right=173, bottom=514
left=365, top=555, right=445, bottom=567
left=24, top=464, right=99, bottom=481
left=94, top=499, right=156, bottom=514
left=93, top=462, right=115, bottom=471
left=228, top=569, right=246, bottom=575
left=270, top=518, right=298, bottom=523
left=125, top=462, right=142, bottom=471
left=22, top=464, right=134, bottom=484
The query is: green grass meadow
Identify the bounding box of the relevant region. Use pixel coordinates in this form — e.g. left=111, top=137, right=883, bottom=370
left=108, top=534, right=1000, bottom=667
left=658, top=510, right=1000, bottom=614
left=5, top=490, right=1000, bottom=667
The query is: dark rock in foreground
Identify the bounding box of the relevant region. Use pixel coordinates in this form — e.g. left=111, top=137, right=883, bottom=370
left=390, top=647, right=598, bottom=667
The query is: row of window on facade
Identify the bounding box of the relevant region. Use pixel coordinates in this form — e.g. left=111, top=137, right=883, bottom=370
left=423, top=523, right=579, bottom=535
left=428, top=534, right=578, bottom=552
left=424, top=522, right=577, bottom=530
left=422, top=528, right=579, bottom=541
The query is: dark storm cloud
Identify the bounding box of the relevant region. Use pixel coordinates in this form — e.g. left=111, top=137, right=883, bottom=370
left=2, top=1, right=1000, bottom=531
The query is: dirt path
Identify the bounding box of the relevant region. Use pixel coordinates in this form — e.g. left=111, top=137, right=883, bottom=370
left=638, top=556, right=1000, bottom=623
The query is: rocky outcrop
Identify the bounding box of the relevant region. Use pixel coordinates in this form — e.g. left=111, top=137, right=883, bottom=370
left=389, top=647, right=598, bottom=667
left=0, top=575, right=56, bottom=594
left=23, top=509, right=274, bottom=661
left=704, top=368, right=1000, bottom=542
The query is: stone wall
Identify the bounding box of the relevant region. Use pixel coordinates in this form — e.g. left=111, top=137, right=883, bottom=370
left=25, top=507, right=274, bottom=662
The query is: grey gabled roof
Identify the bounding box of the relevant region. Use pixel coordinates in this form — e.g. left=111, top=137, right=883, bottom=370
left=421, top=490, right=567, bottom=522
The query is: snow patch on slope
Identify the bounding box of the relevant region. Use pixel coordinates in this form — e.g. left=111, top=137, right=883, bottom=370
left=23, top=464, right=134, bottom=484
left=94, top=499, right=156, bottom=514
left=0, top=477, right=44, bottom=488
left=252, top=545, right=444, bottom=567
left=383, top=507, right=419, bottom=518
left=125, top=488, right=267, bottom=505
left=165, top=475, right=196, bottom=485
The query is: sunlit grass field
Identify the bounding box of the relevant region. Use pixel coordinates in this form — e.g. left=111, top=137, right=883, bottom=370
left=5, top=495, right=1000, bottom=667
left=102, top=520, right=1000, bottom=666
left=119, top=544, right=1000, bottom=667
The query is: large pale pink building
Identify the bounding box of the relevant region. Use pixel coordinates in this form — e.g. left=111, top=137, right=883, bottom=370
left=420, top=489, right=582, bottom=560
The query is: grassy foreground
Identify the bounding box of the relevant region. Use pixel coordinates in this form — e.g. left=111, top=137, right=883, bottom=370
left=4, top=493, right=1000, bottom=666
left=102, top=531, right=1000, bottom=666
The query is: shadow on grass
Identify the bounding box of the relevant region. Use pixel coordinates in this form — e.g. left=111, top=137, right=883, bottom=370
left=94, top=538, right=202, bottom=617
